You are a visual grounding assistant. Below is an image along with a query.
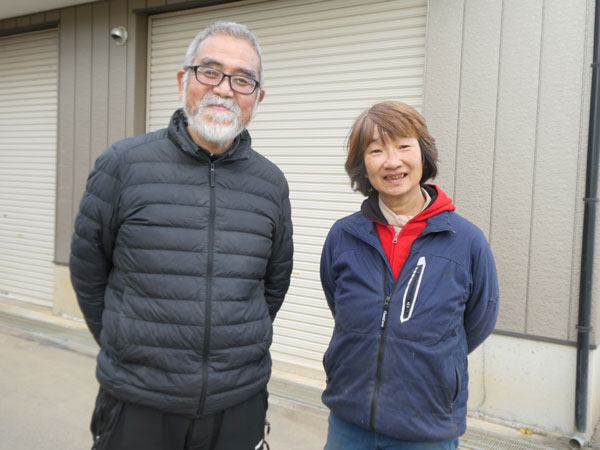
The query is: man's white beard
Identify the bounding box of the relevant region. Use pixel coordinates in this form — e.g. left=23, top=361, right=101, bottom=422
left=184, top=92, right=244, bottom=146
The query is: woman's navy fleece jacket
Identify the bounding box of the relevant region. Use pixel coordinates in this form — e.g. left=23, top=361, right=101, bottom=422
left=320, top=184, right=499, bottom=441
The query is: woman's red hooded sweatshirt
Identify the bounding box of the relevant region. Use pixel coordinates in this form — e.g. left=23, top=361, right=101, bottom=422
left=373, top=186, right=456, bottom=279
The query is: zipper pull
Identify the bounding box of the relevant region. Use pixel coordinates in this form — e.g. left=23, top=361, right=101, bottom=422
left=392, top=229, right=400, bottom=244
left=380, top=295, right=392, bottom=329
left=209, top=163, right=215, bottom=187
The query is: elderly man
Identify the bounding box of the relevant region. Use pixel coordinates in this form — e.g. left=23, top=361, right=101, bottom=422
left=70, top=22, right=293, bottom=450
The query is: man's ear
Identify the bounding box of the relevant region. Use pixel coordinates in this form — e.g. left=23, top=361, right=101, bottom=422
left=251, top=89, right=266, bottom=119
left=177, top=69, right=186, bottom=101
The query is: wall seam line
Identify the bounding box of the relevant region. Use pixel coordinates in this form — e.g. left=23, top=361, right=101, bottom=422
left=452, top=0, right=467, bottom=201
left=525, top=0, right=546, bottom=334
left=489, top=0, right=505, bottom=243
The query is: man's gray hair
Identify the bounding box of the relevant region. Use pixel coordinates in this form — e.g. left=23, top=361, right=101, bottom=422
left=183, top=21, right=264, bottom=85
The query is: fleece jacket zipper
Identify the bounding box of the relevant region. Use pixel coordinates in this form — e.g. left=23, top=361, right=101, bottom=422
left=369, top=256, right=401, bottom=430
left=197, top=161, right=216, bottom=417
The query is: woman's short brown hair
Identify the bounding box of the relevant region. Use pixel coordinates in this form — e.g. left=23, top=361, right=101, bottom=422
left=345, top=101, right=438, bottom=196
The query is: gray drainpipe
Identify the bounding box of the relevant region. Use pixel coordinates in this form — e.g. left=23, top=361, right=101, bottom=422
left=570, top=0, right=600, bottom=448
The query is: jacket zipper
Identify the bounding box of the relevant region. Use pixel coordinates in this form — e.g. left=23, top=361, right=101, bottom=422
left=369, top=260, right=400, bottom=430
left=389, top=228, right=400, bottom=273
left=197, top=162, right=216, bottom=417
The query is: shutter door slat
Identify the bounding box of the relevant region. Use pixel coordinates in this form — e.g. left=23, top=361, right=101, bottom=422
left=0, top=29, right=58, bottom=306
left=148, top=0, right=425, bottom=371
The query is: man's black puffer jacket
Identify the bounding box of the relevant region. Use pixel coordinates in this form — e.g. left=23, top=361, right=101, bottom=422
left=69, top=109, right=293, bottom=417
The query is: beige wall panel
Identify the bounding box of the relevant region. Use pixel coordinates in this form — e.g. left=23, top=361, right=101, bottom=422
left=107, top=0, right=128, bottom=144
left=453, top=0, right=501, bottom=235
left=526, top=0, right=588, bottom=339
left=422, top=0, right=464, bottom=198
left=90, top=2, right=110, bottom=163
left=73, top=4, right=93, bottom=201
left=490, top=0, right=543, bottom=333
left=55, top=8, right=76, bottom=263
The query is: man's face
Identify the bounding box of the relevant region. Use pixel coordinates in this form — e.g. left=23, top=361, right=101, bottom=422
left=177, top=34, right=265, bottom=152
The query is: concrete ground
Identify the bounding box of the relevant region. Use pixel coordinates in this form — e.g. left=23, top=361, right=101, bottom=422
left=0, top=325, right=329, bottom=450
left=0, top=298, right=598, bottom=450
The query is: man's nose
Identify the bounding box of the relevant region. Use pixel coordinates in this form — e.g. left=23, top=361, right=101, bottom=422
left=212, top=76, right=234, bottom=97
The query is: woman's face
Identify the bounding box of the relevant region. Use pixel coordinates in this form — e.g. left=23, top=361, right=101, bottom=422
left=364, top=129, right=423, bottom=212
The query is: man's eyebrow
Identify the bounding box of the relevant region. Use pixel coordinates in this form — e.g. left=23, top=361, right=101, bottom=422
left=198, top=57, right=258, bottom=80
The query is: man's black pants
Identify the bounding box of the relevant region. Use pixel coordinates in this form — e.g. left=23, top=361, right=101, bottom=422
left=91, top=388, right=269, bottom=450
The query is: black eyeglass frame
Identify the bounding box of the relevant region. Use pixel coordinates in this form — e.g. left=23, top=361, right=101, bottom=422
left=184, top=65, right=261, bottom=95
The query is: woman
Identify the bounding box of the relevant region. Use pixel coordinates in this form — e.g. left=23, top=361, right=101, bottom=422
left=320, top=101, right=499, bottom=449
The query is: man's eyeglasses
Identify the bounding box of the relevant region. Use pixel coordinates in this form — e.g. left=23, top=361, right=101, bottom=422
left=184, top=65, right=260, bottom=95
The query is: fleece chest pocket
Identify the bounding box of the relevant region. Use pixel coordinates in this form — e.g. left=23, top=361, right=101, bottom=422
left=391, top=255, right=469, bottom=344
left=400, top=256, right=427, bottom=323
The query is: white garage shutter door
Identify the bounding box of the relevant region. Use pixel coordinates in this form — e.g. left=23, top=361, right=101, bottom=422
left=0, top=29, right=58, bottom=307
left=148, top=0, right=426, bottom=371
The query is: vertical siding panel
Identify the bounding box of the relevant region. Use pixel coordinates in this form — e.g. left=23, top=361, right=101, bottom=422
left=91, top=2, right=110, bottom=163
left=491, top=0, right=543, bottom=333
left=527, top=0, right=587, bottom=338
left=73, top=5, right=93, bottom=206
left=55, top=9, right=76, bottom=263
left=422, top=0, right=464, bottom=198
left=107, top=0, right=128, bottom=142
left=453, top=0, right=502, bottom=234
left=126, top=0, right=148, bottom=137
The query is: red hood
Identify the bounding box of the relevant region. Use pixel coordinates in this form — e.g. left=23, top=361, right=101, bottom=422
left=361, top=184, right=455, bottom=225
left=413, top=184, right=455, bottom=221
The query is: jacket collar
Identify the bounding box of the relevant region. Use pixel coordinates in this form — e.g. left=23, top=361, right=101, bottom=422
left=346, top=185, right=456, bottom=244
left=422, top=210, right=455, bottom=235
left=360, top=184, right=453, bottom=223
left=167, top=108, right=252, bottom=163
left=342, top=212, right=387, bottom=252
